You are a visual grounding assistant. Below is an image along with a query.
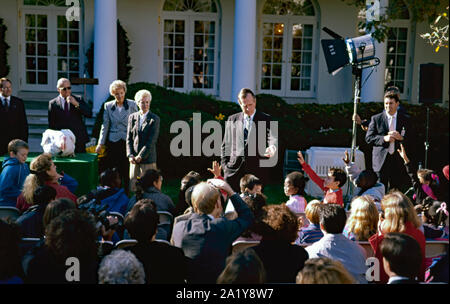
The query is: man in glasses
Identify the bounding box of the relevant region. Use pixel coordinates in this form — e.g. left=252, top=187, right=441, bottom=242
left=48, top=78, right=92, bottom=153
left=0, top=78, right=29, bottom=155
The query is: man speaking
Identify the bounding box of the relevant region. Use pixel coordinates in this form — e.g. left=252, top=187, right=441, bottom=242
left=221, top=88, right=277, bottom=192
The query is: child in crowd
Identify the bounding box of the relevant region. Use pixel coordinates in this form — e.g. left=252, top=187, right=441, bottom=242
left=225, top=173, right=262, bottom=215
left=296, top=257, right=355, bottom=284
left=0, top=139, right=30, bottom=207
left=397, top=144, right=444, bottom=205
left=77, top=168, right=129, bottom=216
left=295, top=200, right=323, bottom=245
left=417, top=198, right=448, bottom=240
left=284, top=171, right=308, bottom=214
left=234, top=193, right=267, bottom=242
left=342, top=150, right=385, bottom=210
left=297, top=151, right=347, bottom=207
left=343, top=195, right=379, bottom=241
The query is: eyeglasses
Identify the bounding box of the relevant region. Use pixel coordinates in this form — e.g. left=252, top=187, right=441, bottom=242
left=60, top=86, right=71, bottom=91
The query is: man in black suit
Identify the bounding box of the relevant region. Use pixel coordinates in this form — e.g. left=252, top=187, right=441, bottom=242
left=381, top=233, right=421, bottom=284
left=221, top=88, right=277, bottom=192
left=365, top=90, right=410, bottom=191
left=171, top=179, right=254, bottom=283
left=0, top=78, right=28, bottom=155
left=48, top=78, right=92, bottom=153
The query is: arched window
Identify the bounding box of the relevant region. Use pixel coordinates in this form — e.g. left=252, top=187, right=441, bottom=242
left=384, top=0, right=412, bottom=99
left=259, top=0, right=318, bottom=98
left=161, top=0, right=220, bottom=94
left=21, top=0, right=83, bottom=91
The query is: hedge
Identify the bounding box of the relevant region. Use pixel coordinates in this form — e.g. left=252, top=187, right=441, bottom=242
left=92, top=83, right=449, bottom=181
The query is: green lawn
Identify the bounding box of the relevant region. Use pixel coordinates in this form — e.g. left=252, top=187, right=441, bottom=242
left=161, top=179, right=318, bottom=206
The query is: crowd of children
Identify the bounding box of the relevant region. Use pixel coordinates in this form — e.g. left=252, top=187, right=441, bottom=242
left=0, top=137, right=448, bottom=284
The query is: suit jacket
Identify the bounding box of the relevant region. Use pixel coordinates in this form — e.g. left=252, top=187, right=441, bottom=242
left=0, top=95, right=28, bottom=154
left=48, top=95, right=92, bottom=148
left=171, top=193, right=254, bottom=283
left=98, top=99, right=138, bottom=145
left=365, top=111, right=410, bottom=172
left=126, top=111, right=160, bottom=164
left=220, top=110, right=277, bottom=179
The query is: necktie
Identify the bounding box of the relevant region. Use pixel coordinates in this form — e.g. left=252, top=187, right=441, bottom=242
left=65, top=100, right=70, bottom=113
left=244, top=116, right=250, bottom=144
left=388, top=115, right=395, bottom=155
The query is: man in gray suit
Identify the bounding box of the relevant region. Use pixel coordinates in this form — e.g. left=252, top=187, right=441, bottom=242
left=126, top=89, right=160, bottom=192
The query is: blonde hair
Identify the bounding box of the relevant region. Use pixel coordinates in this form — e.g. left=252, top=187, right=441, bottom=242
left=134, top=89, right=152, bottom=104
left=296, top=257, right=355, bottom=284
left=381, top=191, right=421, bottom=233
left=22, top=153, right=53, bottom=204
left=305, top=200, right=322, bottom=224
left=191, top=182, right=220, bottom=215
left=109, top=80, right=127, bottom=95
left=346, top=195, right=379, bottom=241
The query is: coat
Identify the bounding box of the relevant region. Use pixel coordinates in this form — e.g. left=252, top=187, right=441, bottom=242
left=126, top=111, right=160, bottom=164
left=0, top=95, right=28, bottom=155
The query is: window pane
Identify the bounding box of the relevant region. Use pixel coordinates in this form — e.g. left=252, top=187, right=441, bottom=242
left=38, top=72, right=47, bottom=84
left=303, top=38, right=312, bottom=50
left=175, top=20, right=184, bottom=33
left=398, top=28, right=407, bottom=40
left=272, top=78, right=281, bottom=90
left=273, top=64, right=282, bottom=76
left=292, top=52, right=301, bottom=63
left=273, top=51, right=282, bottom=63
left=26, top=29, right=36, bottom=42
left=57, top=15, right=67, bottom=28
left=27, top=71, right=36, bottom=84
left=204, top=76, right=213, bottom=89
left=291, top=64, right=300, bottom=77
left=262, top=64, right=271, bottom=76
left=292, top=38, right=302, bottom=50
left=163, top=75, right=173, bottom=87
left=164, top=62, right=173, bottom=74
left=262, top=51, right=272, bottom=62
left=273, top=37, right=283, bottom=49
left=58, top=59, right=68, bottom=71
left=38, top=57, right=47, bottom=70
left=395, top=68, right=404, bottom=80
left=205, top=35, right=215, bottom=48
left=69, top=45, right=79, bottom=57
left=69, top=59, right=79, bottom=71
left=263, top=23, right=273, bottom=36
left=206, top=49, right=214, bottom=61
left=263, top=37, right=273, bottom=50
left=69, top=31, right=79, bottom=43
left=26, top=57, right=36, bottom=69
left=301, top=79, right=310, bottom=90
left=397, top=55, right=405, bottom=67
left=164, top=34, right=174, bottom=46
left=175, top=34, right=184, bottom=47
left=194, top=48, right=203, bottom=61
left=38, top=44, right=47, bottom=56
left=291, top=78, right=300, bottom=91
left=303, top=25, right=313, bottom=37
left=174, top=76, right=183, bottom=88
left=26, top=15, right=36, bottom=27
left=261, top=78, right=270, bottom=90
left=26, top=43, right=36, bottom=55
left=37, top=15, right=47, bottom=27
left=302, top=52, right=312, bottom=64
left=302, top=65, right=311, bottom=77
left=387, top=41, right=396, bottom=53
left=37, top=29, right=47, bottom=42
left=397, top=41, right=406, bottom=53
left=205, top=63, right=214, bottom=76
left=164, top=20, right=174, bottom=32
left=58, top=30, right=67, bottom=43
left=174, top=48, right=184, bottom=60
left=204, top=22, right=215, bottom=34
left=194, top=35, right=203, bottom=47
left=174, top=62, right=184, bottom=74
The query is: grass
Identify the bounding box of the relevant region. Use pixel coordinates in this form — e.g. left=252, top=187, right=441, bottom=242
left=161, top=179, right=318, bottom=206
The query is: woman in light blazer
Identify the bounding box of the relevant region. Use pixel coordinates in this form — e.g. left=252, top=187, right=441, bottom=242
left=126, top=89, right=160, bottom=192
left=96, top=80, right=138, bottom=193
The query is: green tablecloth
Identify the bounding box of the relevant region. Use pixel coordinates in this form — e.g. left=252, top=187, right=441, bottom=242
left=0, top=153, right=98, bottom=197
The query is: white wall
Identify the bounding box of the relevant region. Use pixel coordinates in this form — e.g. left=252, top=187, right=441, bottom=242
left=1, top=0, right=20, bottom=93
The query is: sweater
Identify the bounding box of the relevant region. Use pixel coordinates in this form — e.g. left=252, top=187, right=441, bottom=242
left=0, top=157, right=29, bottom=207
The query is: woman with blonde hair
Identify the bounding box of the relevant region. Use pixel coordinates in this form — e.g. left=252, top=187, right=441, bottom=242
left=343, top=195, right=378, bottom=241
left=369, top=191, right=426, bottom=283
left=296, top=257, right=356, bottom=284
left=16, top=153, right=77, bottom=211
left=96, top=80, right=138, bottom=193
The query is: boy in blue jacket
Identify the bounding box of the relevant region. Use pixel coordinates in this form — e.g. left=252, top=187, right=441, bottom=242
left=0, top=140, right=30, bottom=207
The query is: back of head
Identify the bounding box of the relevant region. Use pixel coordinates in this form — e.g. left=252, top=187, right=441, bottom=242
left=305, top=200, right=322, bottom=224
left=296, top=257, right=355, bottom=284
left=135, top=169, right=162, bottom=200
left=320, top=204, right=347, bottom=234
left=355, top=169, right=378, bottom=191
left=98, top=249, right=145, bottom=284
left=124, top=199, right=159, bottom=243
left=0, top=219, right=22, bottom=280
left=23, top=153, right=54, bottom=204
left=99, top=168, right=120, bottom=188
left=33, top=185, right=57, bottom=206
left=240, top=174, right=262, bottom=193
left=347, top=196, right=379, bottom=241
left=427, top=201, right=448, bottom=227
left=191, top=182, right=220, bottom=215
left=45, top=209, right=98, bottom=262
left=381, top=191, right=420, bottom=233
left=43, top=198, right=77, bottom=229
left=380, top=232, right=422, bottom=279
left=260, top=204, right=299, bottom=242
left=286, top=171, right=308, bottom=196
left=8, top=139, right=29, bottom=155
left=181, top=171, right=201, bottom=192
left=329, top=168, right=347, bottom=188
left=217, top=248, right=266, bottom=284
left=242, top=193, right=267, bottom=217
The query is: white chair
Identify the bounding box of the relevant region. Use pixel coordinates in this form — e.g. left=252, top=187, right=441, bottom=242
left=0, top=206, right=21, bottom=221
left=157, top=211, right=173, bottom=226
left=115, top=239, right=138, bottom=250
left=232, top=240, right=260, bottom=254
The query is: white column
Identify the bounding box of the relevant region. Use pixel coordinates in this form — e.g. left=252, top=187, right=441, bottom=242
left=93, top=0, right=117, bottom=113
left=231, top=0, right=257, bottom=102
left=361, top=0, right=387, bottom=102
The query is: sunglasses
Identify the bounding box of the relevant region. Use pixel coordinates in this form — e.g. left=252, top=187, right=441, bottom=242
left=60, top=86, right=71, bottom=91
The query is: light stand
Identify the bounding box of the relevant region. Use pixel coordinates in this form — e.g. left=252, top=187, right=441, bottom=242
left=424, top=105, right=430, bottom=168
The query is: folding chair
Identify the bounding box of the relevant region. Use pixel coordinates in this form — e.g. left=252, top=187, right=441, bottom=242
left=157, top=211, right=173, bottom=226
left=115, top=239, right=138, bottom=250
left=0, top=206, right=21, bottom=221
left=232, top=240, right=260, bottom=254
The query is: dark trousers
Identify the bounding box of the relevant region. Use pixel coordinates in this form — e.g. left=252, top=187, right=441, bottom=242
left=224, top=158, right=269, bottom=194
left=105, top=140, right=130, bottom=193
left=377, top=152, right=407, bottom=192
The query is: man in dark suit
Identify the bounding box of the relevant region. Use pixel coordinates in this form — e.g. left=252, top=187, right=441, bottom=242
left=221, top=88, right=277, bottom=192
left=0, top=78, right=28, bottom=155
left=48, top=78, right=92, bottom=153
left=171, top=179, right=254, bottom=283
left=365, top=90, right=410, bottom=191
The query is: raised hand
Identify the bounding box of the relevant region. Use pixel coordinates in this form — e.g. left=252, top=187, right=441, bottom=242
left=297, top=151, right=305, bottom=164
left=397, top=144, right=409, bottom=164
left=207, top=161, right=222, bottom=178
left=342, top=150, right=350, bottom=165
left=207, top=178, right=235, bottom=196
